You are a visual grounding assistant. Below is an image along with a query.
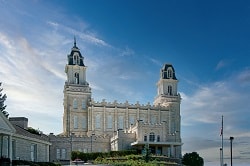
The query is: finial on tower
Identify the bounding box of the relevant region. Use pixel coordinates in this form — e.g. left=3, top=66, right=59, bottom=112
left=74, top=36, right=76, bottom=47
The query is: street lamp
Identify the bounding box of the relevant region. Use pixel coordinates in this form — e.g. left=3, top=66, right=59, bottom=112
left=229, top=136, right=234, bottom=166
left=220, top=148, right=222, bottom=166
left=90, top=133, right=95, bottom=152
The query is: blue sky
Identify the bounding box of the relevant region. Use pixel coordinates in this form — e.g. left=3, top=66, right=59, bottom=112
left=0, top=0, right=250, bottom=165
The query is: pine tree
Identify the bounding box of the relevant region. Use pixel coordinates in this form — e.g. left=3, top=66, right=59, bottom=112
left=0, top=82, right=8, bottom=118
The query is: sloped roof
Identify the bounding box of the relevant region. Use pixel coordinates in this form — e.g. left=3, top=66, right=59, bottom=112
left=0, top=111, right=16, bottom=135
left=12, top=124, right=50, bottom=144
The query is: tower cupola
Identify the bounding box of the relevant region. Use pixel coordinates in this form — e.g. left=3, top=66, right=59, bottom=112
left=154, top=63, right=180, bottom=106
left=67, top=37, right=85, bottom=66
left=161, top=64, right=177, bottom=80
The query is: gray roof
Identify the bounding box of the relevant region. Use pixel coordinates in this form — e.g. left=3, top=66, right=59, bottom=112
left=161, top=63, right=177, bottom=80
left=12, top=124, right=50, bottom=143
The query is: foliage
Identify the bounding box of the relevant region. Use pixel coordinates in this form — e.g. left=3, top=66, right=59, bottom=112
left=143, top=143, right=151, bottom=162
left=71, top=150, right=137, bottom=162
left=12, top=160, right=60, bottom=166
left=0, top=156, right=10, bottom=164
left=27, top=127, right=41, bottom=135
left=72, top=150, right=180, bottom=165
left=182, top=152, right=204, bottom=166
left=0, top=82, right=8, bottom=118
left=94, top=156, right=173, bottom=166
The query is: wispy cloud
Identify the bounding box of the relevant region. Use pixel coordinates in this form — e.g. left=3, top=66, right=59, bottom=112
left=47, top=21, right=110, bottom=47
left=0, top=31, right=65, bottom=133
left=149, top=57, right=162, bottom=66
left=119, top=46, right=135, bottom=57
left=237, top=68, right=250, bottom=86
left=215, top=59, right=231, bottom=70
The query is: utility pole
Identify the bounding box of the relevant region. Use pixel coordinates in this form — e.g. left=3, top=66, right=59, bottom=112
left=221, top=115, right=224, bottom=166
left=220, top=148, right=222, bottom=166
left=230, top=136, right=234, bottom=166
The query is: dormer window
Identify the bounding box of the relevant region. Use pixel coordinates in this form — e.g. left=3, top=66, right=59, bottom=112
left=167, top=68, right=173, bottom=78
left=73, top=54, right=80, bottom=65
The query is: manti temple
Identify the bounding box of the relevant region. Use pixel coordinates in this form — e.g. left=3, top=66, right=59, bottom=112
left=47, top=39, right=183, bottom=162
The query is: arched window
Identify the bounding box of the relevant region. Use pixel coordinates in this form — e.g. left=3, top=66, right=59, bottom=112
left=73, top=54, right=79, bottom=65
left=167, top=69, right=172, bottom=78
left=168, top=86, right=172, bottom=95
left=75, top=73, right=79, bottom=84
left=149, top=132, right=155, bottom=142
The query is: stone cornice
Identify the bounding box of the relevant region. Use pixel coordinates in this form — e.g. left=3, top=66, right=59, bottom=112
left=89, top=99, right=170, bottom=111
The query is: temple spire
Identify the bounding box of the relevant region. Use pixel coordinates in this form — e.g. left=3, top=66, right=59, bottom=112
left=74, top=36, right=76, bottom=47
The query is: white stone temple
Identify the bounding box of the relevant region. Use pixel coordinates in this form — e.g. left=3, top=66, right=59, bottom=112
left=49, top=39, right=182, bottom=162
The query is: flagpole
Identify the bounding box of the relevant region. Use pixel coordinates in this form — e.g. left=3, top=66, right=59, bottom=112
left=221, top=115, right=224, bottom=166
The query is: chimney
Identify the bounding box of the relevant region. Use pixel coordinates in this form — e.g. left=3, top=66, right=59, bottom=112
left=9, top=117, right=28, bottom=129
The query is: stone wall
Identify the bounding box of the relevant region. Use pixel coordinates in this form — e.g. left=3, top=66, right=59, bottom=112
left=13, top=136, right=49, bottom=162
left=49, top=133, right=111, bottom=162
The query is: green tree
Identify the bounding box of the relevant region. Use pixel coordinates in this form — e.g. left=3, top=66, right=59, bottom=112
left=0, top=82, right=8, bottom=118
left=182, top=152, right=204, bottom=166
left=143, top=143, right=151, bottom=162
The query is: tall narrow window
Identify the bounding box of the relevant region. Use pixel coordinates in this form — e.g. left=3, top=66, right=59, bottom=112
left=157, top=135, right=160, bottom=142
left=61, top=149, right=66, bottom=159
left=144, top=135, right=147, bottom=142
left=95, top=114, right=101, bottom=129
left=107, top=115, right=113, bottom=129
left=73, top=54, right=79, bottom=65
left=82, top=101, right=86, bottom=109
left=149, top=132, right=155, bottom=142
left=75, top=72, right=79, bottom=84
left=73, top=99, right=78, bottom=109
left=167, top=69, right=172, bottom=78
left=129, top=115, right=135, bottom=125
left=74, top=116, right=78, bottom=129
left=82, top=116, right=87, bottom=129
left=168, top=86, right=172, bottom=95
left=31, top=144, right=37, bottom=162
left=118, top=115, right=124, bottom=129
left=56, top=149, right=60, bottom=159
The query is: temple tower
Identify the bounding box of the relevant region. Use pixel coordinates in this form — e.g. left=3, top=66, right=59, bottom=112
left=154, top=64, right=181, bottom=139
left=63, top=38, right=91, bottom=136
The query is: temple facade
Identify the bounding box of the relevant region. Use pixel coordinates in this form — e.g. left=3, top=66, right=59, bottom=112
left=49, top=40, right=182, bottom=162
